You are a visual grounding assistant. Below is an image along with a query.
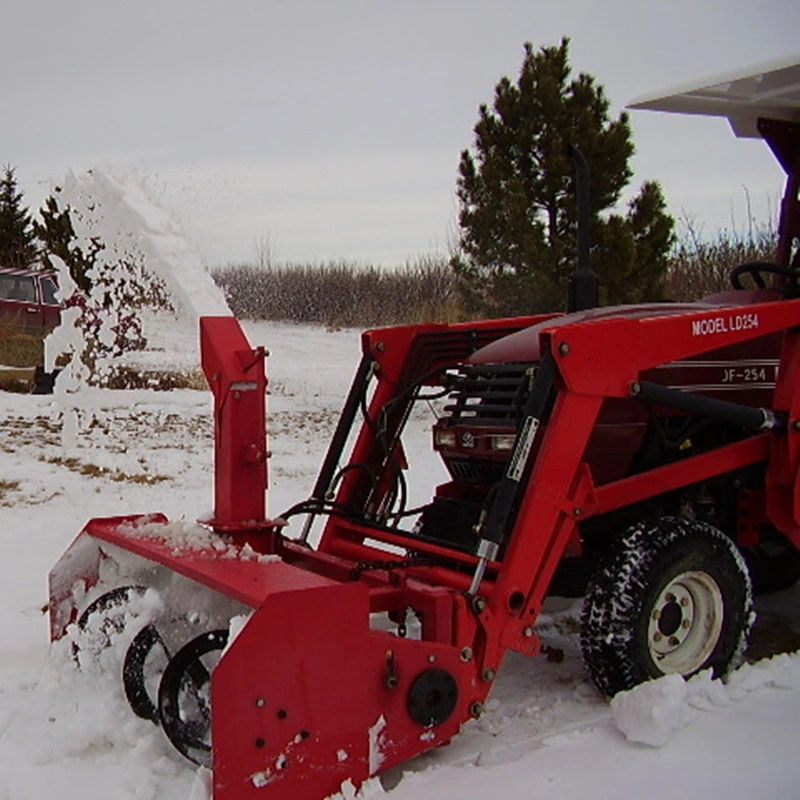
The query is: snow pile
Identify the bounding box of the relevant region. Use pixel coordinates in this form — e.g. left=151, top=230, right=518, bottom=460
left=612, top=654, right=800, bottom=747
left=328, top=777, right=385, bottom=800
left=727, top=651, right=800, bottom=692
left=188, top=768, right=213, bottom=800
left=610, top=673, right=692, bottom=746
left=117, top=517, right=232, bottom=551
left=67, top=585, right=165, bottom=670
left=116, top=517, right=282, bottom=564
left=2, top=613, right=188, bottom=800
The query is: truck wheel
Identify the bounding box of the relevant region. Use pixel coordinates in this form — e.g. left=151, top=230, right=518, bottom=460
left=581, top=516, right=753, bottom=697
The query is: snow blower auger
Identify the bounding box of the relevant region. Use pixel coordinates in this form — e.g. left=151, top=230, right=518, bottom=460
left=49, top=60, right=800, bottom=799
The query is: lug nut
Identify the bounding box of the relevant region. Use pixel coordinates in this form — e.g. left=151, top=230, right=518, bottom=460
left=460, top=647, right=473, bottom=662
left=482, top=668, right=496, bottom=682
left=470, top=701, right=485, bottom=719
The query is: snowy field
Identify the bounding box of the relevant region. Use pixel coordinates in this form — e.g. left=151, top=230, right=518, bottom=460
left=1, top=311, right=800, bottom=800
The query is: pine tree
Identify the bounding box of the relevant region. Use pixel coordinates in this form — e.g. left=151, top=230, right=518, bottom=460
left=453, top=39, right=674, bottom=315
left=34, top=191, right=95, bottom=292
left=0, top=165, right=39, bottom=268
left=594, top=181, right=674, bottom=305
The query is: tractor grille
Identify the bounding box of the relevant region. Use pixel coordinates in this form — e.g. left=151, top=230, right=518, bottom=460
left=447, top=458, right=506, bottom=485
left=443, top=363, right=533, bottom=427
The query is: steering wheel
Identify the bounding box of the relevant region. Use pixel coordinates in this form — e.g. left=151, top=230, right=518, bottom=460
left=729, top=261, right=794, bottom=290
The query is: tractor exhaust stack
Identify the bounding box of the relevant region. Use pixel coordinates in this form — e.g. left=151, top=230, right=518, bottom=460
left=567, top=143, right=599, bottom=312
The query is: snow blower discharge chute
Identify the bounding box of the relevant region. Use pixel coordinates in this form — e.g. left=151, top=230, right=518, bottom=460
left=49, top=61, right=800, bottom=799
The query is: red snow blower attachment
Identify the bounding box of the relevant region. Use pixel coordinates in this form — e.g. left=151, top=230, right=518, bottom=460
left=50, top=59, right=800, bottom=799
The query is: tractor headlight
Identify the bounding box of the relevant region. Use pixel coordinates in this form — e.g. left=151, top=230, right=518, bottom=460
left=434, top=429, right=457, bottom=448
left=490, top=434, right=517, bottom=451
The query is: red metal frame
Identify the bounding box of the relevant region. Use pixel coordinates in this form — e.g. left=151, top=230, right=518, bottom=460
left=200, top=317, right=270, bottom=532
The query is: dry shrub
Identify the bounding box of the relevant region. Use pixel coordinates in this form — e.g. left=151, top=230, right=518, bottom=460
left=215, top=223, right=782, bottom=330
left=0, top=368, right=34, bottom=393
left=101, top=367, right=206, bottom=391
left=0, top=322, right=44, bottom=367
left=213, top=254, right=461, bottom=327
left=0, top=479, right=22, bottom=505
left=44, top=455, right=170, bottom=484
left=0, top=363, right=207, bottom=394
left=665, top=220, right=779, bottom=301
left=0, top=322, right=43, bottom=392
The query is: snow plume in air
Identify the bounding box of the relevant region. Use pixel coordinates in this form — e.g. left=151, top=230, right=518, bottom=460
left=53, top=168, right=231, bottom=323
left=40, top=167, right=231, bottom=446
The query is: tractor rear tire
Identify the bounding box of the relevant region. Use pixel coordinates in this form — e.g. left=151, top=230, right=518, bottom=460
left=581, top=516, right=753, bottom=697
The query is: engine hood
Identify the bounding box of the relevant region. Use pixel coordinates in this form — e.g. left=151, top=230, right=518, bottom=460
left=467, top=292, right=782, bottom=365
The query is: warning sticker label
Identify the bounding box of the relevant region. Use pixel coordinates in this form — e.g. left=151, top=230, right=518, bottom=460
left=507, top=416, right=539, bottom=482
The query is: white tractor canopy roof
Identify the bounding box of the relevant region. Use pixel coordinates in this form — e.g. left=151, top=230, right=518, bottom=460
left=628, top=56, right=800, bottom=138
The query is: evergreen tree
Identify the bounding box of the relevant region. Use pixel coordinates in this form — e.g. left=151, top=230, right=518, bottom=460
left=594, top=180, right=674, bottom=305
left=0, top=165, right=39, bottom=268
left=453, top=39, right=674, bottom=315
left=34, top=191, right=97, bottom=293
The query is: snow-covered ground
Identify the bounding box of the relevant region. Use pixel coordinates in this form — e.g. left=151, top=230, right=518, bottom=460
left=2, top=313, right=800, bottom=800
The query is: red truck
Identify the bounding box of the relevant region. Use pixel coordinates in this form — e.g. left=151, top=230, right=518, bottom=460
left=0, top=266, right=62, bottom=333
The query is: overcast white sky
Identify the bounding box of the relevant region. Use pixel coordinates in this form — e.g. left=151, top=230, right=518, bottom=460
left=3, top=0, right=797, bottom=267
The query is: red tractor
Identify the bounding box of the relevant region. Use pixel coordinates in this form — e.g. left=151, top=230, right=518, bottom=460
left=50, top=59, right=800, bottom=798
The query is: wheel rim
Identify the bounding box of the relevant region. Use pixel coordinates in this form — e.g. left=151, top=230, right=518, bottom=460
left=647, top=570, right=724, bottom=675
